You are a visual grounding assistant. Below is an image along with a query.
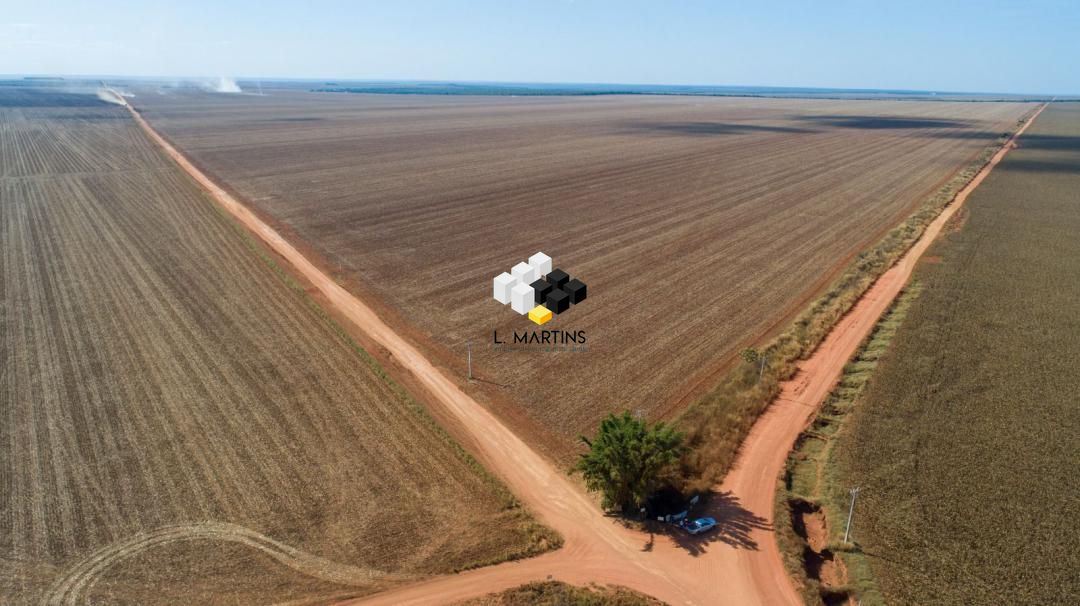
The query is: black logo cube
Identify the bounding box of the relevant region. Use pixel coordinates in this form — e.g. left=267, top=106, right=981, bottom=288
left=545, top=288, right=570, bottom=314
left=564, top=278, right=587, bottom=304
left=530, top=278, right=553, bottom=304
left=546, top=268, right=570, bottom=289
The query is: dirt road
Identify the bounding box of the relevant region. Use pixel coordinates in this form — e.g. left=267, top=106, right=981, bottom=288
left=121, top=94, right=1044, bottom=605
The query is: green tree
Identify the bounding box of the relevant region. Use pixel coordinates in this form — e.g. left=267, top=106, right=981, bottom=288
left=573, top=412, right=684, bottom=513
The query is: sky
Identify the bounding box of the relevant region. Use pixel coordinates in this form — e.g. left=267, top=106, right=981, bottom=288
left=2, top=0, right=1078, bottom=95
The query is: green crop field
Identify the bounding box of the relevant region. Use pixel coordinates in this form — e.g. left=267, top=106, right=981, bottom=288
left=0, top=89, right=553, bottom=605
left=820, top=103, right=1080, bottom=605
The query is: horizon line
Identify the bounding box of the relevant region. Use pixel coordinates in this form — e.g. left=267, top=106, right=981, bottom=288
left=3, top=72, right=1076, bottom=98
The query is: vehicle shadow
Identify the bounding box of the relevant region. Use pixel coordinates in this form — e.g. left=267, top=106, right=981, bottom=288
left=645, top=490, right=770, bottom=556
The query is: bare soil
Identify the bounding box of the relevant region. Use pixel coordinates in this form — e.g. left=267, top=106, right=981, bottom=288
left=0, top=91, right=551, bottom=605
left=132, top=91, right=1030, bottom=463
left=124, top=89, right=1043, bottom=605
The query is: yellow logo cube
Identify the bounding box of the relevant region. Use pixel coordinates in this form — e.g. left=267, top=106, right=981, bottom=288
left=528, top=305, right=552, bottom=326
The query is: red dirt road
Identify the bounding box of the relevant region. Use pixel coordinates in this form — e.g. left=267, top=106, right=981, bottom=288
left=120, top=94, right=1044, bottom=605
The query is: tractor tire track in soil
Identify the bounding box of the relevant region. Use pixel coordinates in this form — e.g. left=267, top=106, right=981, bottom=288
left=43, top=522, right=411, bottom=606
left=119, top=92, right=1045, bottom=605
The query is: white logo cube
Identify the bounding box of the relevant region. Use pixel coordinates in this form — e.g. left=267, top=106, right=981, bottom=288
left=493, top=272, right=516, bottom=304
left=528, top=252, right=552, bottom=277
left=510, top=282, right=535, bottom=315
left=511, top=261, right=536, bottom=286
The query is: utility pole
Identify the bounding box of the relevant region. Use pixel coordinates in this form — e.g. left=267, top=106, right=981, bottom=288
left=844, top=486, right=861, bottom=544
left=758, top=353, right=768, bottom=382
left=466, top=341, right=473, bottom=381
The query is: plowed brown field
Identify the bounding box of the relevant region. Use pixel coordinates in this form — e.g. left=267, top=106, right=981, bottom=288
left=0, top=90, right=552, bottom=606
left=135, top=91, right=1031, bottom=461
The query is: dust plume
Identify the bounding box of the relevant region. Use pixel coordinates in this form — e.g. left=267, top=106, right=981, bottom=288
left=212, top=77, right=242, bottom=93
left=95, top=88, right=124, bottom=105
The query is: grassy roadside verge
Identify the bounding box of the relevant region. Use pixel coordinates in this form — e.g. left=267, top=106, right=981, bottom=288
left=774, top=284, right=921, bottom=605
left=674, top=107, right=1037, bottom=490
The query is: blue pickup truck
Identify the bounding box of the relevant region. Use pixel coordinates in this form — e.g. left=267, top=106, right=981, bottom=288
left=681, top=517, right=718, bottom=535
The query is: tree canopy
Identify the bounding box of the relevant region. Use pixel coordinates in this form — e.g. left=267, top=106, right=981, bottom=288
left=573, top=412, right=684, bottom=513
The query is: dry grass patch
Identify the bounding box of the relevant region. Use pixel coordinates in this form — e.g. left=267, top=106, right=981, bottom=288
left=455, top=581, right=666, bottom=606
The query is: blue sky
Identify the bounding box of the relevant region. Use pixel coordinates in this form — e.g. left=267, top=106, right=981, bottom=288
left=2, top=1, right=1077, bottom=94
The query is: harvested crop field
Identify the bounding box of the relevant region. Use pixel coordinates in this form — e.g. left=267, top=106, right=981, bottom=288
left=824, top=103, right=1080, bottom=605
left=133, top=91, right=1031, bottom=460
left=0, top=89, right=552, bottom=605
